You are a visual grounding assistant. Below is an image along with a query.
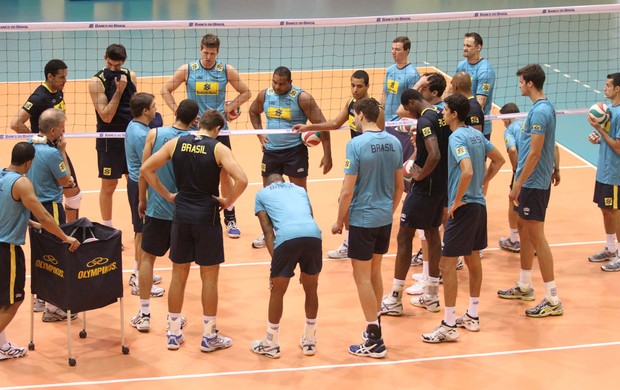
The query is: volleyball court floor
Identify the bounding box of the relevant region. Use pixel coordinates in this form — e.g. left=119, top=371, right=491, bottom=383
left=0, top=69, right=618, bottom=389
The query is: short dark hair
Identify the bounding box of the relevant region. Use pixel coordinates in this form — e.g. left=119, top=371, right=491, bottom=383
left=105, top=43, right=127, bottom=61
left=351, top=70, right=369, bottom=86
left=200, top=33, right=220, bottom=50
left=444, top=94, right=470, bottom=122
left=130, top=92, right=155, bottom=118
left=401, top=89, right=424, bottom=106
left=273, top=66, right=292, bottom=81
left=354, top=98, right=380, bottom=122
left=39, top=108, right=65, bottom=135
left=607, top=73, right=620, bottom=88
left=426, top=73, right=446, bottom=97
left=12, top=142, right=35, bottom=165
left=44, top=59, right=67, bottom=79
left=464, top=32, right=483, bottom=47
left=516, top=64, right=546, bottom=90
left=199, top=109, right=225, bottom=131
left=176, top=99, right=200, bottom=126
left=500, top=103, right=520, bottom=115
left=393, top=36, right=411, bottom=51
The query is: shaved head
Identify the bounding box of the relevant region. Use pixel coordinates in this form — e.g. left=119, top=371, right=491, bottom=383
left=451, top=71, right=473, bottom=96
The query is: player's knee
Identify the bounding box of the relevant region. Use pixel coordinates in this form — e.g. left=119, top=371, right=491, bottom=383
left=64, top=191, right=83, bottom=210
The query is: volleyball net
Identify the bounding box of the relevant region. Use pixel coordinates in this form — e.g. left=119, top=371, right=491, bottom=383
left=0, top=4, right=619, bottom=137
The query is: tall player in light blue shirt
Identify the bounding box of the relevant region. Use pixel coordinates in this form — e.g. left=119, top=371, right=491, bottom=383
left=587, top=73, right=620, bottom=272
left=456, top=33, right=496, bottom=139
left=161, top=33, right=251, bottom=239
left=499, top=64, right=564, bottom=318
left=421, top=94, right=503, bottom=344
left=0, top=142, right=79, bottom=361
left=332, top=98, right=403, bottom=358
left=130, top=99, right=198, bottom=332
left=250, top=173, right=322, bottom=358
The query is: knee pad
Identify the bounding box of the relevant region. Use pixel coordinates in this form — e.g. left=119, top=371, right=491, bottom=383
left=417, top=229, right=426, bottom=241
left=64, top=191, right=83, bottom=210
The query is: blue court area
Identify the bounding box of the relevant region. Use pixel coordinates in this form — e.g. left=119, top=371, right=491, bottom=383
left=0, top=0, right=616, bottom=164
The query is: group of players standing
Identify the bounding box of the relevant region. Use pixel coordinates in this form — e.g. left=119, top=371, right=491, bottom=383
left=1, top=28, right=617, bottom=361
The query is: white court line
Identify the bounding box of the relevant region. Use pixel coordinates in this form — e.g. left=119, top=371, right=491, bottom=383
left=3, top=340, right=620, bottom=389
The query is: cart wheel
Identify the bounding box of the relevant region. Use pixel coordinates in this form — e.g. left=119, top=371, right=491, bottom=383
left=79, top=330, right=87, bottom=339
left=69, top=358, right=76, bottom=367
left=28, top=342, right=35, bottom=351
left=122, top=346, right=129, bottom=355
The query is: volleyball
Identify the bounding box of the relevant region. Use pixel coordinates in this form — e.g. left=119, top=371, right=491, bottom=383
left=302, top=131, right=321, bottom=147
left=588, top=102, right=610, bottom=127
left=403, top=160, right=414, bottom=182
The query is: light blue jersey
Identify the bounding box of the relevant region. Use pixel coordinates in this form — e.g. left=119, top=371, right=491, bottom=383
left=447, top=126, right=494, bottom=208
left=27, top=141, right=67, bottom=203
left=263, top=86, right=307, bottom=150
left=254, top=182, right=321, bottom=249
left=0, top=170, right=29, bottom=245
left=433, top=101, right=446, bottom=111
left=383, top=63, right=420, bottom=121
left=146, top=126, right=188, bottom=220
left=596, top=104, right=620, bottom=185
left=504, top=119, right=523, bottom=151
left=186, top=60, right=229, bottom=130
left=345, top=130, right=402, bottom=227
left=456, top=59, right=495, bottom=135
left=516, top=99, right=556, bottom=189
left=125, top=120, right=150, bottom=182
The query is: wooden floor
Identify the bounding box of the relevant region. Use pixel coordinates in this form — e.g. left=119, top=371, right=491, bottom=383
left=1, top=76, right=618, bottom=388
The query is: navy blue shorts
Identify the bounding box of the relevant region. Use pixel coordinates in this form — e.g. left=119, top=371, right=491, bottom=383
left=400, top=191, right=445, bottom=229
left=593, top=181, right=620, bottom=209
left=170, top=223, right=224, bottom=266
left=262, top=144, right=309, bottom=178
left=348, top=224, right=392, bottom=261
left=97, top=148, right=128, bottom=179
left=141, top=216, right=172, bottom=257
left=31, top=201, right=66, bottom=226
left=0, top=243, right=25, bottom=306
left=515, top=187, right=550, bottom=222
left=127, top=178, right=143, bottom=233
left=271, top=237, right=322, bottom=278
left=442, top=203, right=487, bottom=257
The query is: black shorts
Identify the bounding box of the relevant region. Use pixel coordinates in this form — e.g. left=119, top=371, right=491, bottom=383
left=65, top=152, right=79, bottom=187
left=127, top=179, right=143, bottom=233
left=262, top=144, right=309, bottom=178
left=593, top=181, right=620, bottom=209
left=442, top=203, right=487, bottom=257
left=0, top=243, right=25, bottom=306
left=400, top=191, right=445, bottom=229
left=169, top=223, right=224, bottom=266
left=97, top=148, right=128, bottom=179
left=271, top=237, right=322, bottom=278
left=515, top=187, right=551, bottom=222
left=141, top=216, right=172, bottom=257
left=31, top=201, right=66, bottom=225
left=348, top=224, right=392, bottom=261
left=217, top=135, right=231, bottom=149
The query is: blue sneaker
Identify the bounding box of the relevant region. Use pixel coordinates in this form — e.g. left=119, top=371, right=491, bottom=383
left=348, top=338, right=387, bottom=358
left=226, top=220, right=241, bottom=239
left=201, top=331, right=232, bottom=352
left=167, top=332, right=184, bottom=350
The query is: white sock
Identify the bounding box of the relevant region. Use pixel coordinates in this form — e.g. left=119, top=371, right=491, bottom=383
left=468, top=297, right=480, bottom=318
left=344, top=230, right=349, bottom=246
left=46, top=303, right=58, bottom=313
left=266, top=321, right=280, bottom=345
left=428, top=276, right=440, bottom=287
left=133, top=262, right=139, bottom=274
left=203, top=316, right=216, bottom=337
left=544, top=281, right=559, bottom=304
left=518, top=269, right=532, bottom=290
left=168, top=312, right=182, bottom=334
left=102, top=220, right=113, bottom=228
left=444, top=307, right=456, bottom=326
left=0, top=330, right=8, bottom=348
left=510, top=228, right=520, bottom=242
left=606, top=234, right=616, bottom=252
left=304, top=318, right=317, bottom=338
left=422, top=260, right=430, bottom=278
left=390, top=279, right=405, bottom=300
left=140, top=299, right=150, bottom=315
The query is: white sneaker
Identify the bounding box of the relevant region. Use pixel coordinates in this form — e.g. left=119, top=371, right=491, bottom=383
left=421, top=321, right=460, bottom=343
left=327, top=243, right=348, bottom=259
left=411, top=272, right=424, bottom=281
left=0, top=342, right=27, bottom=360
left=252, top=235, right=266, bottom=249
left=405, top=277, right=428, bottom=295
left=455, top=312, right=480, bottom=332
left=129, top=273, right=162, bottom=287
left=131, top=283, right=165, bottom=297
left=299, top=335, right=317, bottom=356
left=130, top=311, right=151, bottom=332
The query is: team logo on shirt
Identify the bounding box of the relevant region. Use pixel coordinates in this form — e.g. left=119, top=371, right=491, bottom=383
left=24, top=102, right=33, bottom=110
left=344, top=159, right=351, bottom=169
left=421, top=127, right=432, bottom=137
left=289, top=89, right=298, bottom=98
left=191, top=62, right=199, bottom=71
left=267, top=107, right=291, bottom=120
left=387, top=79, right=399, bottom=94
left=505, top=136, right=510, bottom=146
left=455, top=145, right=466, bottom=156
left=58, top=162, right=66, bottom=172
left=482, top=83, right=491, bottom=92
left=215, top=63, right=224, bottom=71
left=532, top=125, right=541, bottom=131
left=196, top=81, right=219, bottom=95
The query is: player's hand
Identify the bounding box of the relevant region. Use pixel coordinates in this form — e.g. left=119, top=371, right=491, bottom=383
left=331, top=222, right=343, bottom=235
left=588, top=131, right=601, bottom=144
left=212, top=195, right=231, bottom=211
left=66, top=176, right=76, bottom=188
left=56, top=136, right=67, bottom=151
left=320, top=154, right=333, bottom=174
left=410, top=163, right=423, bottom=181
left=257, top=134, right=268, bottom=149
left=551, top=169, right=561, bottom=186
left=138, top=199, right=147, bottom=219
left=167, top=192, right=177, bottom=203
left=29, top=220, right=42, bottom=231
left=225, top=101, right=241, bottom=122
left=509, top=185, right=521, bottom=207
left=448, top=200, right=465, bottom=218
left=65, top=236, right=80, bottom=252
left=292, top=124, right=308, bottom=133
left=115, top=74, right=128, bottom=94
